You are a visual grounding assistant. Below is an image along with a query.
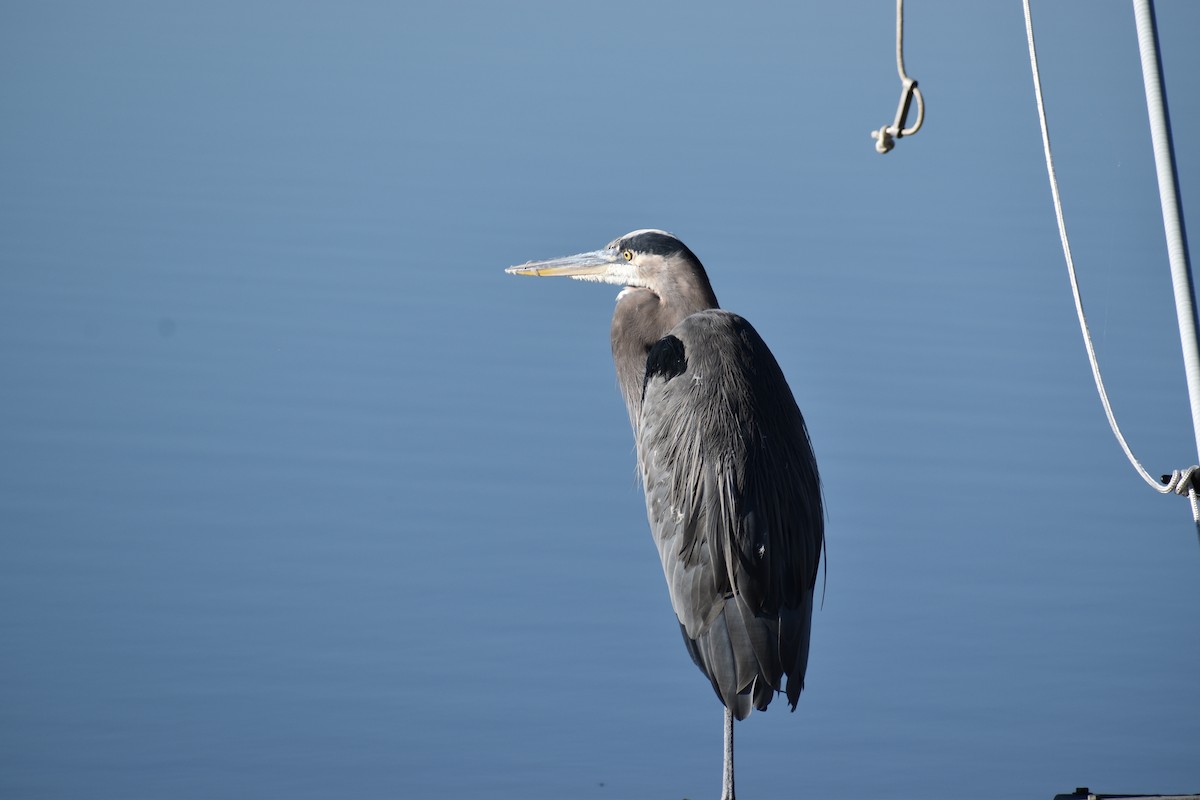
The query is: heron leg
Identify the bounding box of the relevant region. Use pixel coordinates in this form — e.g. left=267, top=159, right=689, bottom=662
left=721, top=707, right=735, bottom=800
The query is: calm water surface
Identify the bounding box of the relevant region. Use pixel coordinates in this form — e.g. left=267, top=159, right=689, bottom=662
left=2, top=3, right=1199, bottom=798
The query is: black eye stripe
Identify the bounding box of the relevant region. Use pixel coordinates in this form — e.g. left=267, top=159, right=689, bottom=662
left=618, top=231, right=684, bottom=258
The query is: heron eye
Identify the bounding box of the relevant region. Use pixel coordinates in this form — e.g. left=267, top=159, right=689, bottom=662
left=622, top=250, right=634, bottom=261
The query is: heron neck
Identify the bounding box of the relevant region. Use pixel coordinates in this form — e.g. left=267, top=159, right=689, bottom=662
left=610, top=285, right=719, bottom=432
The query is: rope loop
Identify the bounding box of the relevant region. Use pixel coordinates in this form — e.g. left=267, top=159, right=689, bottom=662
left=1160, top=465, right=1200, bottom=496
left=872, top=79, right=924, bottom=154
left=1161, top=467, right=1200, bottom=523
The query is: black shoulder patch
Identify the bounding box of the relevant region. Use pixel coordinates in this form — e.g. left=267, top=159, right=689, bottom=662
left=643, top=335, right=687, bottom=399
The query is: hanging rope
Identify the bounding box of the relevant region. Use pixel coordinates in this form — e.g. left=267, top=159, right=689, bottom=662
left=1022, top=0, right=1200, bottom=522
left=871, top=0, right=925, bottom=154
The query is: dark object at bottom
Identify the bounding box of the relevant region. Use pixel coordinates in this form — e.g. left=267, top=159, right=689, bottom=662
left=1053, top=788, right=1200, bottom=800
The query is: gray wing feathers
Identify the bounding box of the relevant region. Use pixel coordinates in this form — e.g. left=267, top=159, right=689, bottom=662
left=638, top=309, right=823, bottom=718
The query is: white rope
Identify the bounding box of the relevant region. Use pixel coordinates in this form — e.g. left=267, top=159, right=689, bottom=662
left=871, top=0, right=924, bottom=154
left=894, top=0, right=913, bottom=88
left=1022, top=0, right=1199, bottom=520
left=1133, top=0, right=1200, bottom=450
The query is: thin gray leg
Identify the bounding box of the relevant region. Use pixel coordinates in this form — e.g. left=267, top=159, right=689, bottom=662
left=721, top=707, right=735, bottom=800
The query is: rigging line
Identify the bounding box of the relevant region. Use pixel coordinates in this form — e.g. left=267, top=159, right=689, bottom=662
left=1132, top=0, right=1200, bottom=461
left=871, top=0, right=924, bottom=154
left=1022, top=0, right=1199, bottom=521
left=894, top=0, right=910, bottom=79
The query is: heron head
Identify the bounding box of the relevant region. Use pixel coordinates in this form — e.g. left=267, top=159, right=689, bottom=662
left=506, top=229, right=704, bottom=295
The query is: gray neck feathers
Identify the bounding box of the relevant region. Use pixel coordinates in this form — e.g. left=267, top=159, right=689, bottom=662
left=610, top=266, right=719, bottom=431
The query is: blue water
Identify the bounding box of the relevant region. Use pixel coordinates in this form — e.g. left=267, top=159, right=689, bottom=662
left=2, top=3, right=1199, bottom=798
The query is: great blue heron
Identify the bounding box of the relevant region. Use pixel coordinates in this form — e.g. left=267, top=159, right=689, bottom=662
left=507, top=229, right=823, bottom=800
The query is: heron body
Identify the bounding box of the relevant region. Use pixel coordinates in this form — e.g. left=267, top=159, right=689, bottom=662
left=507, top=230, right=823, bottom=799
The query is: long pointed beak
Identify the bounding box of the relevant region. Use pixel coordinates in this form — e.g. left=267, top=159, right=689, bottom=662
left=505, top=249, right=620, bottom=278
